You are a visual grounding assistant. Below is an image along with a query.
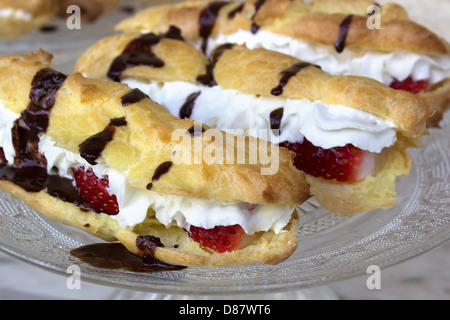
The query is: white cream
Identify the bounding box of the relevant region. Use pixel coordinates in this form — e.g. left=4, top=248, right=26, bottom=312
left=38, top=134, right=293, bottom=234
left=0, top=101, right=293, bottom=234
left=0, top=103, right=20, bottom=164
left=0, top=8, right=32, bottom=21
left=206, top=30, right=450, bottom=85
left=122, top=79, right=397, bottom=153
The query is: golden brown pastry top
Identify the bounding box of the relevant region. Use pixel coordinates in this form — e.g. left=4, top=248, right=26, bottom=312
left=0, top=50, right=309, bottom=206
left=75, top=31, right=433, bottom=140
left=115, top=0, right=449, bottom=55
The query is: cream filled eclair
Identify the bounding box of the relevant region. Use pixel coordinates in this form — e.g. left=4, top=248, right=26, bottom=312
left=0, top=50, right=310, bottom=268
left=115, top=0, right=450, bottom=127
left=0, top=0, right=57, bottom=39
left=75, top=29, right=433, bottom=216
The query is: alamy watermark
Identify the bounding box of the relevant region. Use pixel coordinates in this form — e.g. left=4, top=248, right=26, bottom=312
left=66, top=264, right=81, bottom=290
left=171, top=123, right=281, bottom=176
left=367, top=4, right=382, bottom=30
left=366, top=265, right=382, bottom=290
left=66, top=5, right=81, bottom=30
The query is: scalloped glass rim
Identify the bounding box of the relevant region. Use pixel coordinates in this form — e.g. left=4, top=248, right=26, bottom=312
left=0, top=113, right=449, bottom=296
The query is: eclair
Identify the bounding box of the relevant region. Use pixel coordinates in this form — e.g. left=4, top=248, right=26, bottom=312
left=75, top=30, right=433, bottom=216
left=0, top=50, right=310, bottom=268
left=115, top=0, right=450, bottom=126
left=0, top=0, right=56, bottom=39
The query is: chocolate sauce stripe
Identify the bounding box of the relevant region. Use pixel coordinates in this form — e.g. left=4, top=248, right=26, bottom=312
left=271, top=62, right=321, bottom=96
left=107, top=26, right=184, bottom=82
left=334, top=14, right=354, bottom=53
left=79, top=117, right=127, bottom=165
left=198, top=1, right=230, bottom=53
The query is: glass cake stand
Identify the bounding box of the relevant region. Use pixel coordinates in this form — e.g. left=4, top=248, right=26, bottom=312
left=0, top=0, right=449, bottom=300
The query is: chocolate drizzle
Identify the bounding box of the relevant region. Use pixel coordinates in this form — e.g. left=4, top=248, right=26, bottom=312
left=146, top=161, right=173, bottom=190
left=198, top=1, right=230, bottom=53
left=196, top=43, right=234, bottom=86
left=187, top=124, right=206, bottom=136
left=227, top=3, right=244, bottom=19
left=121, top=88, right=149, bottom=106
left=179, top=91, right=201, bottom=119
left=0, top=68, right=66, bottom=192
left=70, top=236, right=186, bottom=273
left=0, top=68, right=92, bottom=209
left=46, top=174, right=87, bottom=207
left=79, top=117, right=127, bottom=165
left=107, top=26, right=184, bottom=82
left=334, top=14, right=353, bottom=53
left=271, top=62, right=321, bottom=96
left=269, top=107, right=284, bottom=136
left=251, top=0, right=266, bottom=34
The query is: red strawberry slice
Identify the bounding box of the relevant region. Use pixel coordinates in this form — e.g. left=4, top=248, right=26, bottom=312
left=390, top=77, right=429, bottom=94
left=280, top=138, right=374, bottom=182
left=73, top=166, right=119, bottom=215
left=187, top=224, right=246, bottom=253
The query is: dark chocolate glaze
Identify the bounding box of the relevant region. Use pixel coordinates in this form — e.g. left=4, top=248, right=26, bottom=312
left=0, top=68, right=67, bottom=192
left=0, top=68, right=93, bottom=209
left=179, top=91, right=201, bottom=119
left=196, top=43, right=234, bottom=86
left=271, top=62, right=321, bottom=96
left=187, top=124, right=206, bottom=136
left=227, top=3, right=244, bottom=19
left=198, top=1, right=230, bottom=53
left=251, top=0, right=266, bottom=34
left=70, top=239, right=186, bottom=273
left=146, top=161, right=173, bottom=190
left=334, top=14, right=353, bottom=53
left=79, top=117, right=127, bottom=165
left=269, top=107, right=284, bottom=135
left=121, top=88, right=149, bottom=106
left=107, top=26, right=184, bottom=82
left=46, top=174, right=88, bottom=208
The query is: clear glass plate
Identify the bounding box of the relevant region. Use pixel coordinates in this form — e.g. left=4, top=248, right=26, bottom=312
left=0, top=0, right=449, bottom=297
left=0, top=113, right=448, bottom=296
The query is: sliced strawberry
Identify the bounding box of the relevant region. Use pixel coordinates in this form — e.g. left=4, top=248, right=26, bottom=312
left=73, top=166, right=119, bottom=215
left=280, top=138, right=374, bottom=182
left=187, top=224, right=246, bottom=253
left=390, top=77, right=429, bottom=94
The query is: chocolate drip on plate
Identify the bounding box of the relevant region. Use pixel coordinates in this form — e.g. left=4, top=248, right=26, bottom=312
left=71, top=237, right=185, bottom=273
left=79, top=117, right=127, bottom=165
left=334, top=14, right=353, bottom=53
left=271, top=62, right=321, bottom=96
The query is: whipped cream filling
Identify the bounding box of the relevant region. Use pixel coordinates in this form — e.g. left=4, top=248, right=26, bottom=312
left=122, top=79, right=398, bottom=153
left=0, top=101, right=293, bottom=235
left=206, top=30, right=450, bottom=85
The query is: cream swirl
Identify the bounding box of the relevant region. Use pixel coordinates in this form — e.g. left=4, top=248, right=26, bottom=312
left=207, top=30, right=450, bottom=85
left=123, top=79, right=398, bottom=153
